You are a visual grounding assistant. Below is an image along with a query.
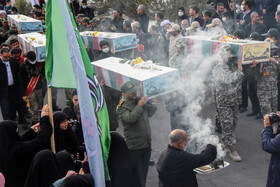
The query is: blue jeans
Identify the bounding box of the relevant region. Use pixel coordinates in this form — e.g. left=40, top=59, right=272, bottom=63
left=0, top=96, right=9, bottom=120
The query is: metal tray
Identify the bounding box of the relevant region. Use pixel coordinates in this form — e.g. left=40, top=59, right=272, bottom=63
left=194, top=161, right=230, bottom=174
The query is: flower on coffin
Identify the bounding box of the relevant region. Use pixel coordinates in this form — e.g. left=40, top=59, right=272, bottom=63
left=133, top=57, right=143, bottom=65
left=93, top=31, right=98, bottom=36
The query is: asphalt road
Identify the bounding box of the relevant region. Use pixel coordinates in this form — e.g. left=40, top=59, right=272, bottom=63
left=0, top=88, right=271, bottom=187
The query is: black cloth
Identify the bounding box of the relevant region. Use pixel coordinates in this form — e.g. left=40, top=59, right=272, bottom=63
left=136, top=13, right=149, bottom=33
left=78, top=6, right=95, bottom=19
left=101, top=86, right=121, bottom=131
left=56, top=150, right=82, bottom=177
left=24, top=150, right=61, bottom=187
left=63, top=104, right=84, bottom=146
left=0, top=58, right=19, bottom=97
left=19, top=60, right=45, bottom=97
left=156, top=144, right=217, bottom=187
left=212, top=11, right=222, bottom=20
left=0, top=116, right=52, bottom=187
left=62, top=174, right=95, bottom=187
left=190, top=16, right=204, bottom=27
left=241, top=65, right=260, bottom=113
left=53, top=111, right=78, bottom=154
left=112, top=17, right=124, bottom=32
left=0, top=58, right=19, bottom=120
left=244, top=22, right=267, bottom=38
left=106, top=132, right=141, bottom=187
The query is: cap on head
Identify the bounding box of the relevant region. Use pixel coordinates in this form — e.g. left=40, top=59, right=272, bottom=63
left=167, top=24, right=180, bottom=32
left=249, top=32, right=261, bottom=40
left=75, top=14, right=85, bottom=19
left=262, top=28, right=280, bottom=38
left=120, top=81, right=137, bottom=93
left=82, top=17, right=90, bottom=22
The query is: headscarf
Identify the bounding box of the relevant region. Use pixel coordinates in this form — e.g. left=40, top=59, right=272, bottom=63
left=24, top=150, right=61, bottom=187
left=53, top=112, right=78, bottom=154
left=0, top=120, right=19, bottom=168
left=62, top=174, right=95, bottom=187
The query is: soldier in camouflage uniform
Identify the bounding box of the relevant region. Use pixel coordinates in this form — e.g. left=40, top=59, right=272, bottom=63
left=0, top=19, right=10, bottom=43
left=255, top=44, right=280, bottom=115
left=79, top=17, right=93, bottom=32
left=148, top=25, right=168, bottom=66
left=212, top=45, right=244, bottom=162
left=116, top=81, right=157, bottom=187
left=168, top=38, right=186, bottom=76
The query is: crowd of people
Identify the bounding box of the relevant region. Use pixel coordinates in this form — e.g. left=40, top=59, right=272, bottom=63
left=0, top=0, right=280, bottom=186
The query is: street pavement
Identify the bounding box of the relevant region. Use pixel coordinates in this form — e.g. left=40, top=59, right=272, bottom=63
left=0, top=88, right=271, bottom=187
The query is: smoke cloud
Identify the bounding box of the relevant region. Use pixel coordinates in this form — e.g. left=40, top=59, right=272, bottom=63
left=179, top=29, right=227, bottom=159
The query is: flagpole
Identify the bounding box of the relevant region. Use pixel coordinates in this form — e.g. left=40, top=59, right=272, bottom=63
left=47, top=87, right=56, bottom=153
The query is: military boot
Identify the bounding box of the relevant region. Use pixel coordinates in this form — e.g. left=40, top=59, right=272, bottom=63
left=227, top=145, right=242, bottom=162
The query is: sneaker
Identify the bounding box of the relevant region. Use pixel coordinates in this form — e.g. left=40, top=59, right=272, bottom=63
left=227, top=146, right=242, bottom=162
left=239, top=107, right=247, bottom=113
left=247, top=111, right=258, bottom=117
left=255, top=113, right=263, bottom=120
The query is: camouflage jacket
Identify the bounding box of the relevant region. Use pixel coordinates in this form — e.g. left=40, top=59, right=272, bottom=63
left=168, top=52, right=186, bottom=75
left=212, top=62, right=244, bottom=107
left=257, top=62, right=279, bottom=97
left=116, top=97, right=157, bottom=150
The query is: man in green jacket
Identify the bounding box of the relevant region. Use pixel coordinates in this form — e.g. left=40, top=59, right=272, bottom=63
left=117, top=81, right=157, bottom=187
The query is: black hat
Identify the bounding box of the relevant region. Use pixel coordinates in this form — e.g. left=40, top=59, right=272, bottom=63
left=262, top=28, right=280, bottom=38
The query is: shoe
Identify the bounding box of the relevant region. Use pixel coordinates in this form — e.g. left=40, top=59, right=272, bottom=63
left=247, top=112, right=258, bottom=117
left=149, top=159, right=155, bottom=166
left=227, top=146, right=242, bottom=162
left=215, top=126, right=222, bottom=133
left=255, top=113, right=263, bottom=120
left=239, top=107, right=247, bottom=113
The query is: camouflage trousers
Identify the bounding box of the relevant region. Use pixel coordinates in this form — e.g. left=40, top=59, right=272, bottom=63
left=29, top=88, right=43, bottom=123
left=217, top=105, right=239, bottom=147
left=257, top=91, right=278, bottom=115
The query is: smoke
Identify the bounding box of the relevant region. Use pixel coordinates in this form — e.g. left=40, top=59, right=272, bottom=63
left=179, top=31, right=227, bottom=159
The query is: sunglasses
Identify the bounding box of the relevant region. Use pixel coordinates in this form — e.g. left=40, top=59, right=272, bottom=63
left=74, top=99, right=78, bottom=102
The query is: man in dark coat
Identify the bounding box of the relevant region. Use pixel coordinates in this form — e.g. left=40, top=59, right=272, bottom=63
left=112, top=9, right=124, bottom=32
left=0, top=48, right=18, bottom=120
left=156, top=129, right=217, bottom=187
left=63, top=90, right=84, bottom=146
left=177, top=6, right=189, bottom=28
left=260, top=0, right=278, bottom=30
left=136, top=4, right=149, bottom=33
left=188, top=5, right=204, bottom=27
left=244, top=11, right=267, bottom=38
left=100, top=78, right=121, bottom=131
left=262, top=114, right=280, bottom=187
left=237, top=0, right=253, bottom=31
left=78, top=0, right=94, bottom=19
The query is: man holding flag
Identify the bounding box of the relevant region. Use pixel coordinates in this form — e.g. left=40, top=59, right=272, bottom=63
left=45, top=0, right=111, bottom=186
